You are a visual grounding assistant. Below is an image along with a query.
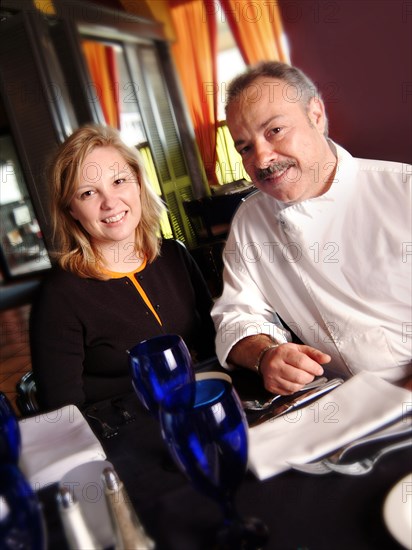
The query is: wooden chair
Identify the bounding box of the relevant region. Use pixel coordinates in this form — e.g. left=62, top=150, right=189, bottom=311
left=16, top=371, right=39, bottom=416
left=189, top=240, right=225, bottom=298
left=183, top=187, right=255, bottom=244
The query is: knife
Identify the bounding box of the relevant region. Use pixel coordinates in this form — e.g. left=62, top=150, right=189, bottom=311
left=250, top=378, right=344, bottom=427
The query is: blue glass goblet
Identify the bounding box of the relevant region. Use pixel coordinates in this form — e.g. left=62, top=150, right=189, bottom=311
left=0, top=463, right=46, bottom=549
left=128, top=334, right=195, bottom=416
left=0, top=392, right=21, bottom=464
left=159, top=377, right=269, bottom=549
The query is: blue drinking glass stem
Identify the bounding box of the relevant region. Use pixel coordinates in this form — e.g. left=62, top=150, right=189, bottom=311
left=0, top=464, right=46, bottom=550
left=0, top=392, right=21, bottom=463
left=221, top=495, right=241, bottom=524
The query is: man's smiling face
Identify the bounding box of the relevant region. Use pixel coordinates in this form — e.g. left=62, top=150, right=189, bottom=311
left=227, top=76, right=337, bottom=203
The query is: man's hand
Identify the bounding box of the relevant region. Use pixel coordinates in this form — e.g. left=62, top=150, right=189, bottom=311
left=259, top=343, right=331, bottom=394
left=227, top=335, right=331, bottom=395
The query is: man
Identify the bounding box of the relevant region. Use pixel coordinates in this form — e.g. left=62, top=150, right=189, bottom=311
left=212, top=61, right=411, bottom=395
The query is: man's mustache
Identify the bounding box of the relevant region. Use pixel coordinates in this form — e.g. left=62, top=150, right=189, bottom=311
left=256, top=160, right=296, bottom=181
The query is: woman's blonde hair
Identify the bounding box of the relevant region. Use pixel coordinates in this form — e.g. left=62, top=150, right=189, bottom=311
left=49, top=124, right=165, bottom=279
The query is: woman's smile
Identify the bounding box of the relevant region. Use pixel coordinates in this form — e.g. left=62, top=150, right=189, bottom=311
left=69, top=146, right=142, bottom=250
left=101, top=210, right=127, bottom=224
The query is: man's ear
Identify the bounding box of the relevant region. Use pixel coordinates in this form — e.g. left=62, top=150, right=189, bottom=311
left=307, top=96, right=327, bottom=134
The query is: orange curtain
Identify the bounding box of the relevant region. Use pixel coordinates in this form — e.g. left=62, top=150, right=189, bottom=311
left=219, top=0, right=287, bottom=65
left=169, top=0, right=219, bottom=185
left=82, top=41, right=120, bottom=129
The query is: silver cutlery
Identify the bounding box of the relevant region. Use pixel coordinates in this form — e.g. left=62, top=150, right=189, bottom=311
left=289, top=416, right=412, bottom=475
left=86, top=411, right=119, bottom=439
left=250, top=377, right=344, bottom=427
left=111, top=398, right=136, bottom=424
left=325, top=437, right=412, bottom=475
left=242, top=376, right=328, bottom=411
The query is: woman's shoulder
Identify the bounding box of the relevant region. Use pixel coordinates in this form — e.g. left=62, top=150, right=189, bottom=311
left=40, top=265, right=81, bottom=286
left=159, top=238, right=190, bottom=262
left=146, top=239, right=196, bottom=277
left=36, top=265, right=98, bottom=302
left=160, top=238, right=187, bottom=253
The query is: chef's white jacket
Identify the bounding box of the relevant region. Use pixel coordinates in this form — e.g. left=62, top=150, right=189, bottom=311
left=212, top=144, right=412, bottom=383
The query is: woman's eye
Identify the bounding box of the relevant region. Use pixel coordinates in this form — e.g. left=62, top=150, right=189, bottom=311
left=114, top=177, right=126, bottom=185
left=270, top=127, right=282, bottom=135
left=80, top=190, right=94, bottom=199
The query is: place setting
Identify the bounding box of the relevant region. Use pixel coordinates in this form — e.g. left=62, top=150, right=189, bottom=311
left=223, top=361, right=412, bottom=485
left=289, top=415, right=412, bottom=476
left=246, top=371, right=411, bottom=481
left=126, top=333, right=412, bottom=549
left=4, top=333, right=411, bottom=550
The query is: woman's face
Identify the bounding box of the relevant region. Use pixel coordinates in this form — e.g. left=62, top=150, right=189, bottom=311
left=69, top=146, right=142, bottom=252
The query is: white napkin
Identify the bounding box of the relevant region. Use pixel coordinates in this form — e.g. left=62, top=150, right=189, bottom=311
left=248, top=371, right=411, bottom=480
left=19, top=405, right=106, bottom=490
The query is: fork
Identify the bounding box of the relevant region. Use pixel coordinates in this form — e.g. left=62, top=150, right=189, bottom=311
left=325, top=437, right=412, bottom=475
left=111, top=397, right=136, bottom=424
left=289, top=416, right=412, bottom=475
left=85, top=410, right=119, bottom=439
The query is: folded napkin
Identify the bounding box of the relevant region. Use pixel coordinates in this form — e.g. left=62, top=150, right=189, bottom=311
left=19, top=405, right=106, bottom=490
left=248, top=372, right=411, bottom=480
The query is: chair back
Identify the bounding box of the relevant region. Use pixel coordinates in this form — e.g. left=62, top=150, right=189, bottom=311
left=16, top=371, right=39, bottom=416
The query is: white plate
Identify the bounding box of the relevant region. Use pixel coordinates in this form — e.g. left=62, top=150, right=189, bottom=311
left=195, top=371, right=232, bottom=383
left=60, top=460, right=115, bottom=548
left=383, top=472, right=412, bottom=549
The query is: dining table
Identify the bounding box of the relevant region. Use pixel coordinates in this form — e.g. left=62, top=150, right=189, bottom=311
left=36, top=363, right=411, bottom=550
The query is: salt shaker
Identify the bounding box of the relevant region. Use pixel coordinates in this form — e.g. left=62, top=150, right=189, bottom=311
left=57, top=487, right=100, bottom=549
left=102, top=467, right=155, bottom=549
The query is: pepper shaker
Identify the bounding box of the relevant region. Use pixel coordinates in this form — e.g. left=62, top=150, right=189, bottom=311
left=102, top=467, right=155, bottom=549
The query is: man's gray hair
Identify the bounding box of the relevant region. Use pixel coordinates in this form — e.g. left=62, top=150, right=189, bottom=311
left=225, top=61, right=329, bottom=136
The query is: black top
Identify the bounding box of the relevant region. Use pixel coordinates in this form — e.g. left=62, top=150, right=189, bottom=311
left=30, top=239, right=216, bottom=410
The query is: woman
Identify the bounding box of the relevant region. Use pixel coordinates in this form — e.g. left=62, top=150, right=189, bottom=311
left=30, top=124, right=216, bottom=411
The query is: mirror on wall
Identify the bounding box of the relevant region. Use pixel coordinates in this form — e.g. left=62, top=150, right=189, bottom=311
left=0, top=134, right=51, bottom=278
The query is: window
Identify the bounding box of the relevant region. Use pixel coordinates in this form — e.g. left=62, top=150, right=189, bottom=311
left=213, top=3, right=291, bottom=185
left=0, top=135, right=51, bottom=277
left=215, top=15, right=249, bottom=184
left=81, top=37, right=174, bottom=239
left=216, top=16, right=246, bottom=122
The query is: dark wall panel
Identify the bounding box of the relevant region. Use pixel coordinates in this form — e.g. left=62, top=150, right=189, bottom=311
left=279, top=0, right=411, bottom=163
